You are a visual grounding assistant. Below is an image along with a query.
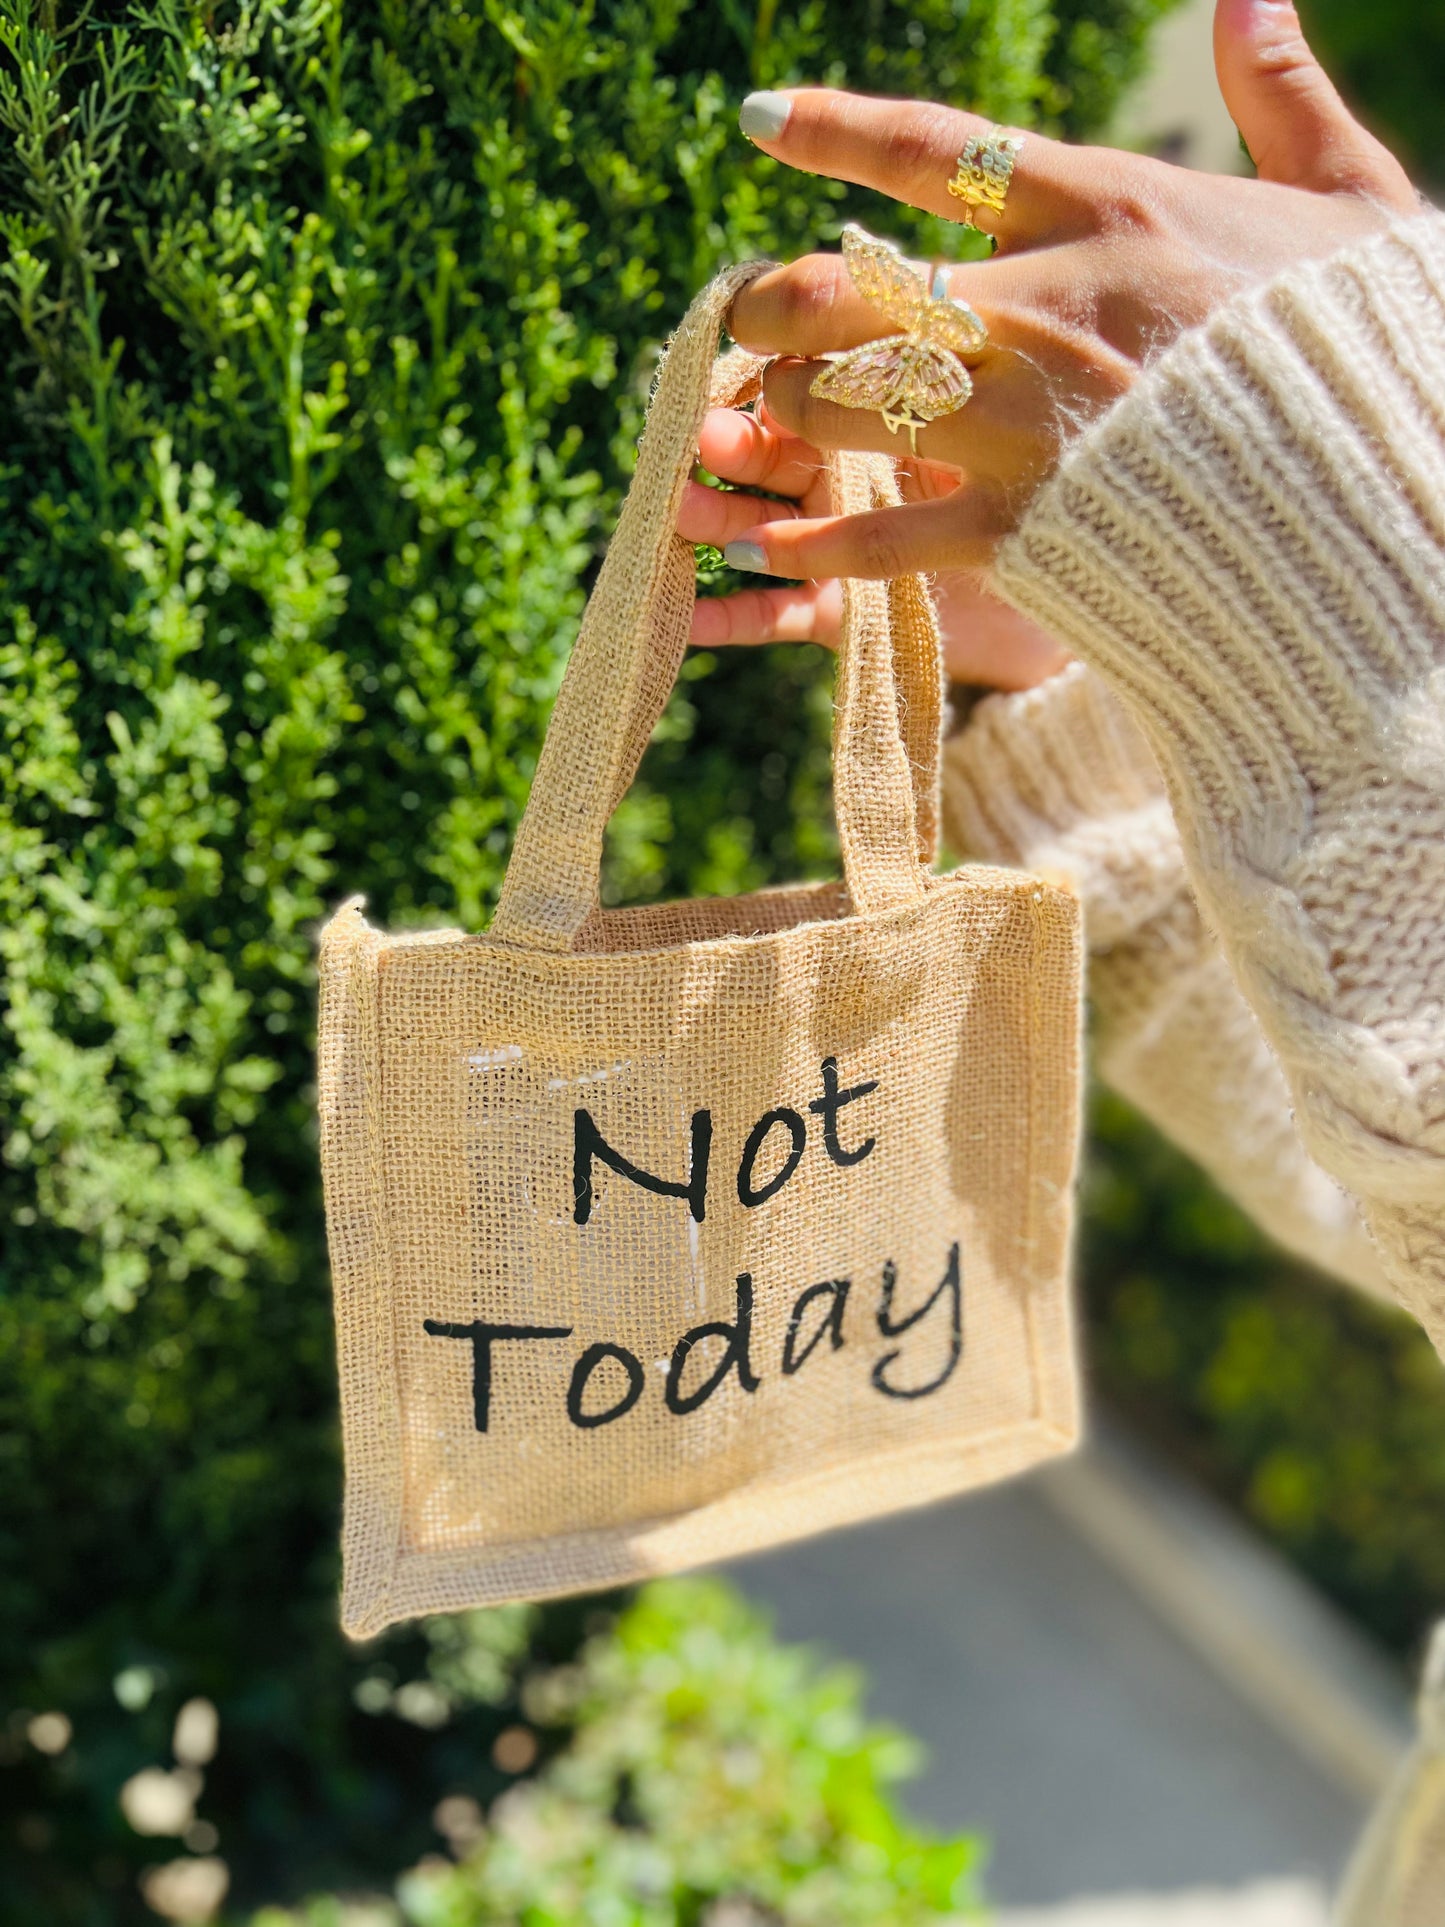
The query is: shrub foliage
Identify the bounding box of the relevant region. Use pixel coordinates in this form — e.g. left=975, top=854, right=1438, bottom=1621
left=0, top=1, right=1174, bottom=1917
left=259, top=1580, right=985, bottom=1927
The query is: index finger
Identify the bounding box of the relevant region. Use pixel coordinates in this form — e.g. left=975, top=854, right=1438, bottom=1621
left=738, top=87, right=1092, bottom=246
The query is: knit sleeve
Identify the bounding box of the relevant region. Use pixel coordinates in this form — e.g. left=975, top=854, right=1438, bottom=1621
left=944, top=665, right=1384, bottom=1298
left=992, top=209, right=1445, bottom=1355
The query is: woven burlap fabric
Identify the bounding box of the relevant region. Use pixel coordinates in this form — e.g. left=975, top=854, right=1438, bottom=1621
left=318, top=264, right=1086, bottom=1638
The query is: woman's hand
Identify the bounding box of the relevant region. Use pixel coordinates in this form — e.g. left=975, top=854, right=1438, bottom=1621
left=681, top=404, right=1071, bottom=688
left=692, top=0, right=1417, bottom=615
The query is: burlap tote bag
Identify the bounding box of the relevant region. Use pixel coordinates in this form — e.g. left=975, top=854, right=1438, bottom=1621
left=318, top=263, right=1085, bottom=1639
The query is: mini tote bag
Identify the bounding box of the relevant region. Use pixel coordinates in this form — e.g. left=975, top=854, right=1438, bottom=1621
left=318, top=262, right=1085, bottom=1638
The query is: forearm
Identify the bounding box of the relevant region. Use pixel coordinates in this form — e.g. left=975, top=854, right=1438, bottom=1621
left=991, top=213, right=1445, bottom=1353
left=1095, top=897, right=1383, bottom=1296
left=944, top=665, right=1384, bottom=1298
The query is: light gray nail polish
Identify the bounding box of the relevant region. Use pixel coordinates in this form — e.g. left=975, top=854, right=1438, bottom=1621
left=738, top=91, right=791, bottom=142
left=725, top=540, right=770, bottom=574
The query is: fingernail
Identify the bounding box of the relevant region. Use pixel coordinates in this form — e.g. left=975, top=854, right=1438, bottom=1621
left=739, top=91, right=791, bottom=143
left=724, top=540, right=770, bottom=573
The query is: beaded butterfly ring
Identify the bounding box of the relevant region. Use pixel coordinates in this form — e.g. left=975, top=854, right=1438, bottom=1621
left=808, top=224, right=989, bottom=454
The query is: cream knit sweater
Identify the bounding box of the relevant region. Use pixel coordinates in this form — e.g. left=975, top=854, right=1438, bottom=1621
left=942, top=208, right=1445, bottom=1927
left=948, top=209, right=1445, bottom=1358
left=944, top=662, right=1387, bottom=1299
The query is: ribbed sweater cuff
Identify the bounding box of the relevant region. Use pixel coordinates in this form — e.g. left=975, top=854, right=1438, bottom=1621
left=994, top=208, right=1445, bottom=868
left=943, top=662, right=1185, bottom=950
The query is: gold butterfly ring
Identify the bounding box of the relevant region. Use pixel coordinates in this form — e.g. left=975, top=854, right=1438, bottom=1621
left=808, top=225, right=989, bottom=456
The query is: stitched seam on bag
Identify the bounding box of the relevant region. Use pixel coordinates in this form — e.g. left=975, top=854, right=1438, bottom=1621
left=1024, top=890, right=1046, bottom=1422
left=359, top=937, right=405, bottom=1626
left=380, top=1418, right=1071, bottom=1595
left=1023, top=887, right=1076, bottom=1434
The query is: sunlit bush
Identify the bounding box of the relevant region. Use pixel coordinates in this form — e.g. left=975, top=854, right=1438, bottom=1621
left=257, top=1581, right=984, bottom=1926
left=0, top=1, right=1175, bottom=1916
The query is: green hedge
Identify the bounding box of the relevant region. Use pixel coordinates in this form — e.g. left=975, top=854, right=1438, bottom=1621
left=255, top=1579, right=985, bottom=1927
left=1087, top=1095, right=1445, bottom=1663
left=0, top=3, right=1176, bottom=1919
left=1301, top=0, right=1445, bottom=186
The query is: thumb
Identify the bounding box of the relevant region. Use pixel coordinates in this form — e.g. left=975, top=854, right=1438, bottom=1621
left=1214, top=0, right=1414, bottom=203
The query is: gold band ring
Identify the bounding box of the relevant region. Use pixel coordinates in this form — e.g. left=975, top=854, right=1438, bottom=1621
left=947, top=129, right=1024, bottom=232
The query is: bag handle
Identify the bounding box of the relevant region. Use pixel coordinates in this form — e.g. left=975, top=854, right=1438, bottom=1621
left=489, top=262, right=944, bottom=954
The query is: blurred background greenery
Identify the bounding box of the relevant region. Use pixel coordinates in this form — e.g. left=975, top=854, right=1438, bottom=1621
left=1301, top=0, right=1445, bottom=189
left=0, top=2, right=1441, bottom=1923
